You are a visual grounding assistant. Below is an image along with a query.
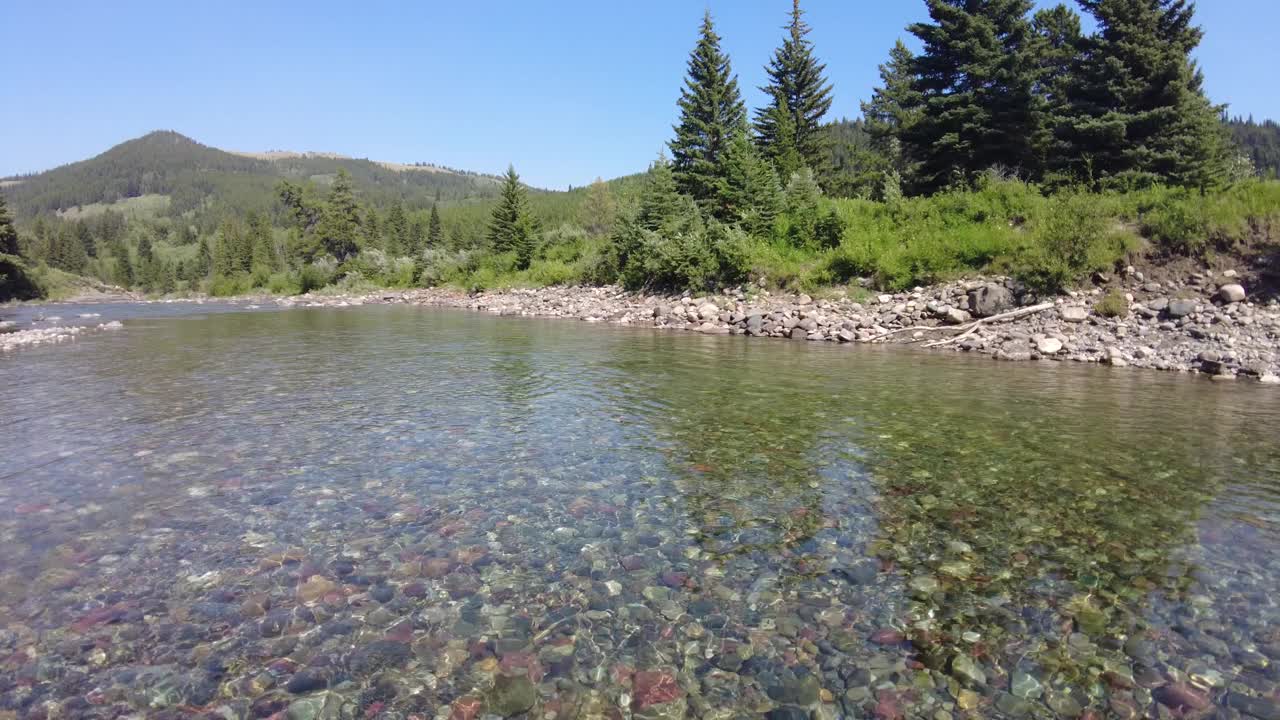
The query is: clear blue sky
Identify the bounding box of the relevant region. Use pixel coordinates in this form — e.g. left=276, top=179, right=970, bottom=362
left=4, top=0, right=1276, bottom=189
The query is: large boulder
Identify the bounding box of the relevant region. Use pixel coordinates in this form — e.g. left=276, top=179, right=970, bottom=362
left=967, top=284, right=1015, bottom=318
left=1216, top=284, right=1246, bottom=304
left=1058, top=306, right=1089, bottom=323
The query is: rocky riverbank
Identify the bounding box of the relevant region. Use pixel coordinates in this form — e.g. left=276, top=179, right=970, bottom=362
left=358, top=267, right=1277, bottom=383
left=9, top=269, right=1278, bottom=383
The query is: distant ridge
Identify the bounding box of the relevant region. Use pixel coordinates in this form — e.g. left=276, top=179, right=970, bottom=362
left=1, top=131, right=507, bottom=223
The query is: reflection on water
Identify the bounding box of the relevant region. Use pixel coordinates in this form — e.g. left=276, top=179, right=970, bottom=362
left=1, top=305, right=1278, bottom=719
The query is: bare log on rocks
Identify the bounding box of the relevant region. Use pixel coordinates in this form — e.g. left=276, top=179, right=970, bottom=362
left=867, top=302, right=1055, bottom=345
left=921, top=303, right=1055, bottom=348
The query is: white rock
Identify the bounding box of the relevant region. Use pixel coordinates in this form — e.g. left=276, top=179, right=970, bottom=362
left=1260, top=374, right=1280, bottom=385
left=1217, top=284, right=1246, bottom=303
left=1036, top=337, right=1063, bottom=355
left=1058, top=306, right=1090, bottom=323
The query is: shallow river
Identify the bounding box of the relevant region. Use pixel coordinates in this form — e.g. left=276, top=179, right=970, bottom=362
left=1, top=304, right=1278, bottom=720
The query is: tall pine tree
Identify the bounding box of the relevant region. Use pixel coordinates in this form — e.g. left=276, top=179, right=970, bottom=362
left=670, top=11, right=748, bottom=219
left=385, top=202, right=409, bottom=256
left=754, top=0, right=834, bottom=180
left=1030, top=5, right=1084, bottom=180
left=428, top=204, right=444, bottom=248
left=489, top=165, right=540, bottom=270
left=0, top=194, right=18, bottom=257
left=315, top=168, right=361, bottom=260
left=1053, top=0, right=1227, bottom=189
left=861, top=40, right=924, bottom=181
left=904, top=0, right=1039, bottom=193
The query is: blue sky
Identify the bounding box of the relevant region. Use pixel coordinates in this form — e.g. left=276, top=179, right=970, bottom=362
left=4, top=0, right=1276, bottom=189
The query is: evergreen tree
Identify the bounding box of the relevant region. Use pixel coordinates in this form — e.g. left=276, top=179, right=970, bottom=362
left=0, top=194, right=18, bottom=256
left=315, top=169, right=361, bottom=260
left=385, top=202, right=409, bottom=256
left=637, top=157, right=686, bottom=232
left=581, top=178, right=618, bottom=237
left=408, top=217, right=427, bottom=256
left=723, top=133, right=783, bottom=235
left=1053, top=0, right=1228, bottom=189
left=861, top=40, right=923, bottom=180
left=213, top=220, right=247, bottom=277
left=1031, top=5, right=1084, bottom=177
left=364, top=207, right=383, bottom=250
left=195, top=237, right=212, bottom=279
left=488, top=165, right=540, bottom=269
left=670, top=11, right=748, bottom=218
left=905, top=0, right=1039, bottom=193
left=249, top=211, right=279, bottom=272
left=427, top=204, right=444, bottom=248
left=754, top=0, right=834, bottom=179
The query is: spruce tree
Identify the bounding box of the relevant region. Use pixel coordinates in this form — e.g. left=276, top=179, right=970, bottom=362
left=249, top=212, right=280, bottom=272
left=364, top=207, right=383, bottom=250
left=1030, top=5, right=1084, bottom=180
left=861, top=40, right=923, bottom=179
left=670, top=11, right=748, bottom=218
left=1054, top=0, right=1228, bottom=189
left=195, top=237, right=212, bottom=278
left=0, top=194, right=18, bottom=256
left=428, top=204, right=444, bottom=248
left=905, top=0, right=1039, bottom=193
left=213, top=220, right=240, bottom=277
left=637, top=157, right=686, bottom=232
left=723, top=132, right=783, bottom=236
left=754, top=0, right=834, bottom=179
left=488, top=165, right=540, bottom=269
left=315, top=169, right=361, bottom=260
left=385, top=202, right=409, bottom=256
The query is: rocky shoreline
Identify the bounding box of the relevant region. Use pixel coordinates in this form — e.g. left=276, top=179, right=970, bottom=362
left=7, top=271, right=1278, bottom=383
left=357, top=269, right=1277, bottom=384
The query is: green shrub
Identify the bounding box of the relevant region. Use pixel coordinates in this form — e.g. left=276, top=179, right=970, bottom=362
left=208, top=273, right=251, bottom=297
left=1094, top=289, right=1130, bottom=318
left=266, top=271, right=301, bottom=295
left=1014, top=192, right=1134, bottom=292
left=298, top=258, right=338, bottom=293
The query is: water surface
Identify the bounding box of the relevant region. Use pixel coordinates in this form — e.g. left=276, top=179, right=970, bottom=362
left=1, top=305, right=1278, bottom=720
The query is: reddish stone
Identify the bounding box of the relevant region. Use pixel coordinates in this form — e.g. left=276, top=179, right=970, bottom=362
left=632, top=670, right=683, bottom=710
left=660, top=571, right=688, bottom=588
left=870, top=629, right=906, bottom=645
left=568, top=497, right=593, bottom=518
left=70, top=603, right=130, bottom=633
left=14, top=503, right=51, bottom=515
left=385, top=620, right=414, bottom=643
left=449, top=696, right=482, bottom=720
left=422, top=557, right=453, bottom=578
left=874, top=690, right=905, bottom=720
left=611, top=663, right=634, bottom=685
left=364, top=701, right=385, bottom=718
left=403, top=582, right=428, bottom=598
left=1155, top=683, right=1210, bottom=712
left=499, top=651, right=545, bottom=682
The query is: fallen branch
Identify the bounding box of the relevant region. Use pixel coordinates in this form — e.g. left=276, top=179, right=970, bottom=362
left=866, top=302, right=1055, bottom=344
left=922, top=302, right=1055, bottom=348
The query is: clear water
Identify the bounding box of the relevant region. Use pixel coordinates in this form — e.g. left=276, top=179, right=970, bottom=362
left=1, top=305, right=1278, bottom=720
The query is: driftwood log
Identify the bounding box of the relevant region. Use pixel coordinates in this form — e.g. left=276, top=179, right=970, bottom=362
left=868, top=302, right=1056, bottom=346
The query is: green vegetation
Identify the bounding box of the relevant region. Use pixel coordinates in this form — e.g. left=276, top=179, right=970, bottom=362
left=3, top=0, right=1278, bottom=302
left=1094, top=289, right=1130, bottom=318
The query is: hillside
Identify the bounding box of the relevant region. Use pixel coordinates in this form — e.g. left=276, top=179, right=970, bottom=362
left=0, top=131, right=506, bottom=226
left=1229, top=116, right=1280, bottom=177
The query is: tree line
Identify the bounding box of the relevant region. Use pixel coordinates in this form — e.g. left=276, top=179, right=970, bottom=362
left=4, top=0, right=1273, bottom=301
